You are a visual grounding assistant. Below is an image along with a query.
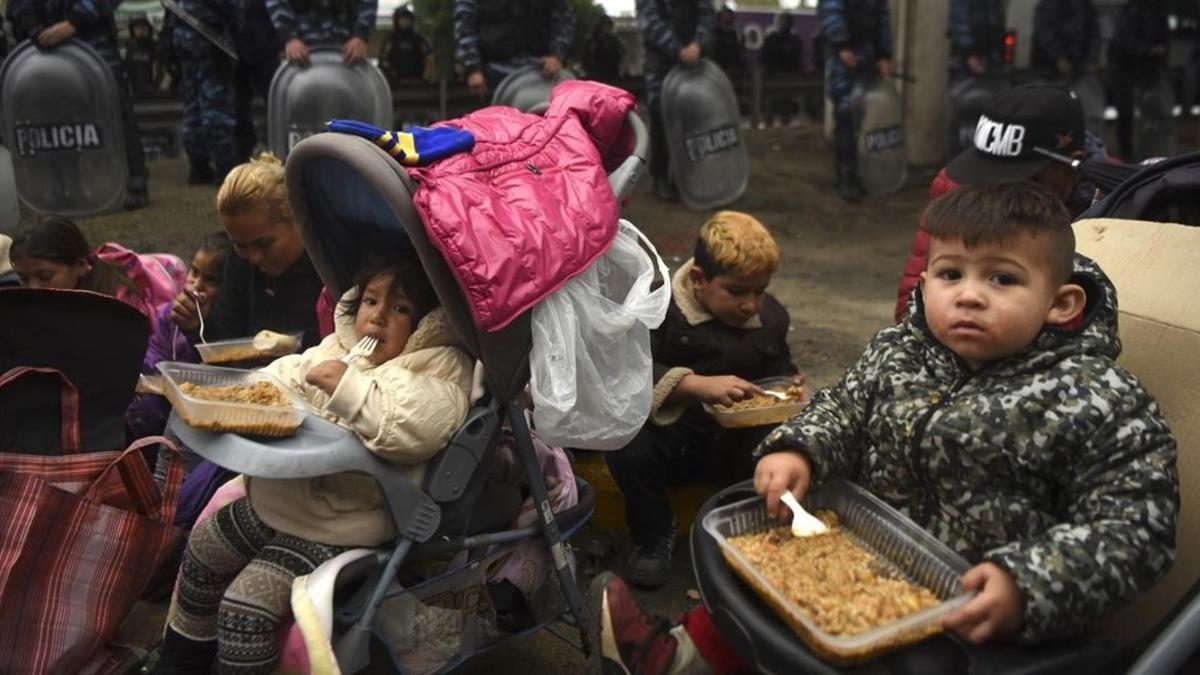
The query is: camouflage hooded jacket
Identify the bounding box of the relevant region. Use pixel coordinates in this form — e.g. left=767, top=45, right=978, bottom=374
left=757, top=257, right=1178, bottom=642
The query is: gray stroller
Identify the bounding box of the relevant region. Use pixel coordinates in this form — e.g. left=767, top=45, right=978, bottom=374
left=168, top=111, right=648, bottom=673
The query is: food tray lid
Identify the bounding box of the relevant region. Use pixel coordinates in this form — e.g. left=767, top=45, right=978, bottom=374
left=702, top=478, right=974, bottom=651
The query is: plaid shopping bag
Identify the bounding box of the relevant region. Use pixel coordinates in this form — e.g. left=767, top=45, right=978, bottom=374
left=0, top=367, right=184, bottom=673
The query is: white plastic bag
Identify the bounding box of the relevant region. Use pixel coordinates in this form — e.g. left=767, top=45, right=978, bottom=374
left=530, top=220, right=671, bottom=449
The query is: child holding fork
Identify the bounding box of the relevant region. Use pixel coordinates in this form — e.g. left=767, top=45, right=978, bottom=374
left=155, top=251, right=474, bottom=674
left=129, top=232, right=233, bottom=440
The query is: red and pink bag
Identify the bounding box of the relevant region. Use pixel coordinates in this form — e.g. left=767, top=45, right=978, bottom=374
left=0, top=367, right=183, bottom=673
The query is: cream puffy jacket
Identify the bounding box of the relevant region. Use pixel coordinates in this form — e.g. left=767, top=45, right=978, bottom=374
left=251, top=298, right=473, bottom=547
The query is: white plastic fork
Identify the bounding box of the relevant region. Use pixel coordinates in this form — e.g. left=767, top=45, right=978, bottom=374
left=341, top=336, right=379, bottom=364
left=190, top=291, right=208, bottom=345
left=780, top=491, right=830, bottom=537
left=762, top=389, right=790, bottom=401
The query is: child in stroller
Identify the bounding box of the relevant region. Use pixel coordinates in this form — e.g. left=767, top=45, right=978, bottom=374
left=157, top=251, right=473, bottom=673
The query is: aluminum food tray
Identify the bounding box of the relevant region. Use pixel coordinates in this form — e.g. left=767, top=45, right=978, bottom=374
left=702, top=479, right=973, bottom=665
left=157, top=362, right=305, bottom=437
left=703, top=376, right=809, bottom=428
left=195, top=331, right=304, bottom=366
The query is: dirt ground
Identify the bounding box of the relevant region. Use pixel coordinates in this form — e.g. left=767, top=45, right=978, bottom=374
left=69, top=122, right=931, bottom=673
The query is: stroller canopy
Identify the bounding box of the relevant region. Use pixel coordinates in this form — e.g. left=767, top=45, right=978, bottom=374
left=285, top=135, right=534, bottom=400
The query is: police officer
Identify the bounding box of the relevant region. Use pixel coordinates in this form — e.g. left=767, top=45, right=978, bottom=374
left=266, top=0, right=377, bottom=67
left=8, top=0, right=151, bottom=209
left=583, top=14, right=623, bottom=85
left=1109, top=0, right=1170, bottom=159
left=637, top=0, right=714, bottom=201
left=171, top=0, right=239, bottom=185
left=380, top=5, right=432, bottom=85
left=761, top=11, right=804, bottom=127
left=708, top=6, right=745, bottom=82
left=123, top=13, right=160, bottom=97
left=453, top=0, right=576, bottom=98
left=817, top=0, right=893, bottom=203
left=948, top=0, right=1006, bottom=82
left=1031, top=0, right=1098, bottom=80
left=232, top=0, right=281, bottom=161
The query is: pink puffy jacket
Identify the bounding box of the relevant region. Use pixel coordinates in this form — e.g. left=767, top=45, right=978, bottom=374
left=409, top=81, right=637, bottom=333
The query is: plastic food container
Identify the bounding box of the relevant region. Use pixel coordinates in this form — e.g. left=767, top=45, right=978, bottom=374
left=157, top=362, right=306, bottom=437
left=702, top=479, right=973, bottom=665
left=195, top=331, right=304, bottom=367
left=703, top=376, right=810, bottom=428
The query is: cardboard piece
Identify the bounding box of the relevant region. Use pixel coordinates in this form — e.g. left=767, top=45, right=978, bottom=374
left=1074, top=218, right=1200, bottom=645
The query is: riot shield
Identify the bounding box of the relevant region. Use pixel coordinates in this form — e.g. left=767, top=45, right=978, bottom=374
left=0, top=145, right=18, bottom=232
left=947, top=75, right=1008, bottom=160
left=1067, top=73, right=1105, bottom=138
left=1135, top=76, right=1176, bottom=161
left=267, top=48, right=392, bottom=158
left=852, top=74, right=906, bottom=197
left=0, top=40, right=127, bottom=216
left=661, top=59, right=748, bottom=211
left=490, top=65, right=577, bottom=112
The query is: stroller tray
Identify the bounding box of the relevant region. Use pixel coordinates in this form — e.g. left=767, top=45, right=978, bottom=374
left=158, top=362, right=306, bottom=437
left=701, top=479, right=972, bottom=665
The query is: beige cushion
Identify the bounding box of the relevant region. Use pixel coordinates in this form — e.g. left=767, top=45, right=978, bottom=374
left=1074, top=218, right=1200, bottom=644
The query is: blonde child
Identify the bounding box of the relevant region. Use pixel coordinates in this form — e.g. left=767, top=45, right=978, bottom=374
left=606, top=211, right=801, bottom=589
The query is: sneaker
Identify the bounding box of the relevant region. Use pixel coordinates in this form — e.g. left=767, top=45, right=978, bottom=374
left=624, top=523, right=675, bottom=590
left=588, top=572, right=677, bottom=675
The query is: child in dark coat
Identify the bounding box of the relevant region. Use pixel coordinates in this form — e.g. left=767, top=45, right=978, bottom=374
left=606, top=211, right=801, bottom=589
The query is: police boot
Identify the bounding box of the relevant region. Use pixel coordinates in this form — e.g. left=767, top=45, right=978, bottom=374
left=188, top=158, right=215, bottom=185
left=124, top=175, right=150, bottom=211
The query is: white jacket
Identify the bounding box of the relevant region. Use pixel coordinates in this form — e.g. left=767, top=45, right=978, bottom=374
left=251, top=299, right=473, bottom=546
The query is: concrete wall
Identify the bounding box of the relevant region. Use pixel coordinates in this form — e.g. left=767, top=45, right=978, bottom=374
left=893, top=0, right=950, bottom=166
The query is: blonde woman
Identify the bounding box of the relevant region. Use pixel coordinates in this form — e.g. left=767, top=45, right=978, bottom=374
left=170, top=153, right=325, bottom=349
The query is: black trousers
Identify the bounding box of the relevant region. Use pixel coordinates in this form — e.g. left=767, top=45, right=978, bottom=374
left=115, top=73, right=149, bottom=191
left=234, top=57, right=278, bottom=161
left=605, top=415, right=774, bottom=546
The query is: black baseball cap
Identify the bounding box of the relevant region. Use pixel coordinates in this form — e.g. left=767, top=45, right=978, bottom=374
left=946, top=83, right=1086, bottom=184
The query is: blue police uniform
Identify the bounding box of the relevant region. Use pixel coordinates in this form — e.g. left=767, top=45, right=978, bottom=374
left=817, top=0, right=892, bottom=201
left=948, top=0, right=1005, bottom=80
left=171, top=0, right=239, bottom=181
left=1031, top=0, right=1097, bottom=77
left=265, top=0, right=377, bottom=49
left=636, top=0, right=713, bottom=196
left=453, top=0, right=575, bottom=86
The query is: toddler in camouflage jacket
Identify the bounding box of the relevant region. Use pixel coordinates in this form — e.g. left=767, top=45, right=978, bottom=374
left=756, top=182, right=1178, bottom=644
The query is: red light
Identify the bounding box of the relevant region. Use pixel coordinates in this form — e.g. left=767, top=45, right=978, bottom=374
left=1003, top=30, right=1017, bottom=64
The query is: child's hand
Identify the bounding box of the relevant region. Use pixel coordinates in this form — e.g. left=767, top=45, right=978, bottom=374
left=753, top=451, right=812, bottom=519
left=305, top=360, right=349, bottom=395
left=168, top=290, right=202, bottom=331
left=943, top=562, right=1026, bottom=644
left=679, top=374, right=762, bottom=406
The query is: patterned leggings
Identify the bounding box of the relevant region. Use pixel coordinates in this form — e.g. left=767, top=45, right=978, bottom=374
left=170, top=497, right=348, bottom=674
